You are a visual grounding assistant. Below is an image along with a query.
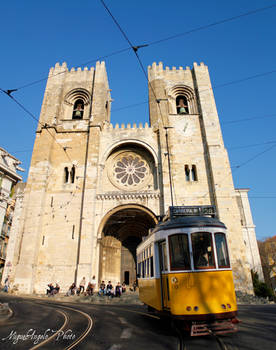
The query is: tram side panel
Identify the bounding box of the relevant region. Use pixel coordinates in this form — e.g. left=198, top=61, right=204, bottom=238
left=138, top=278, right=162, bottom=311
left=137, top=237, right=164, bottom=311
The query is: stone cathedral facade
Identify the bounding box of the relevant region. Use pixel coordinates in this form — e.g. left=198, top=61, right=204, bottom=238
left=5, top=61, right=262, bottom=294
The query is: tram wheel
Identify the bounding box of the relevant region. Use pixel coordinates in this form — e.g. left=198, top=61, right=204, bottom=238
left=147, top=305, right=155, bottom=312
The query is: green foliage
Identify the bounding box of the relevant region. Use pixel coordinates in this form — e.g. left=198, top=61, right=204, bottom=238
left=251, top=270, right=273, bottom=299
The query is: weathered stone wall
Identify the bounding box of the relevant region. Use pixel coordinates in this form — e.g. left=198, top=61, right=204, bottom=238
left=148, top=62, right=255, bottom=293
left=10, top=60, right=261, bottom=294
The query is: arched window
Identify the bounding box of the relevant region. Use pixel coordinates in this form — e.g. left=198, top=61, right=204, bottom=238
left=168, top=85, right=197, bottom=115
left=70, top=165, right=75, bottom=183
left=72, top=99, right=84, bottom=119
left=185, top=165, right=190, bottom=181
left=64, top=167, right=69, bottom=183
left=176, top=95, right=189, bottom=114
left=191, top=165, right=197, bottom=181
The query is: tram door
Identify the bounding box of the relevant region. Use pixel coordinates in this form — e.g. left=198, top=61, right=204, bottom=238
left=158, top=241, right=170, bottom=309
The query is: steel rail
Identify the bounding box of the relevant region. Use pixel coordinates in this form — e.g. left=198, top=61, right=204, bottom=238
left=29, top=300, right=93, bottom=349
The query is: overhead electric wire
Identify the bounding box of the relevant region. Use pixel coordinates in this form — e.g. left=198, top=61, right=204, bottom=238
left=4, top=3, right=275, bottom=94
left=100, top=0, right=165, bottom=127
left=111, top=68, right=276, bottom=115
left=0, top=88, right=73, bottom=163
left=100, top=0, right=183, bottom=209
left=100, top=0, right=276, bottom=208
left=112, top=100, right=148, bottom=112
left=2, top=1, right=276, bottom=193
left=222, top=113, right=276, bottom=125
left=232, top=143, right=276, bottom=170
left=198, top=142, right=276, bottom=201
left=212, top=69, right=276, bottom=90
left=10, top=139, right=276, bottom=154
left=14, top=47, right=131, bottom=91
left=147, top=4, right=276, bottom=46
left=228, top=140, right=276, bottom=150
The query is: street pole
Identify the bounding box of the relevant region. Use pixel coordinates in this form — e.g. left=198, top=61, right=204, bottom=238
left=164, top=126, right=174, bottom=207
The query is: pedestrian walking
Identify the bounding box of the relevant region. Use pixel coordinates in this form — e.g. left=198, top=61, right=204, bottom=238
left=3, top=275, right=10, bottom=293
left=79, top=277, right=86, bottom=293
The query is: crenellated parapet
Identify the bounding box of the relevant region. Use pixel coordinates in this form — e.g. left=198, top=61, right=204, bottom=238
left=38, top=60, right=111, bottom=128
left=48, top=61, right=95, bottom=76
left=148, top=61, right=207, bottom=82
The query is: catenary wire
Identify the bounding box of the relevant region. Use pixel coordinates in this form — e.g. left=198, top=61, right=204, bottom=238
left=222, top=113, right=276, bottom=125
left=111, top=69, right=276, bottom=115
left=3, top=2, right=276, bottom=205
left=8, top=139, right=276, bottom=154
left=99, top=0, right=276, bottom=195
left=4, top=3, right=275, bottom=93
left=0, top=88, right=73, bottom=163
left=15, top=47, right=131, bottom=91
left=100, top=0, right=178, bottom=207
left=147, top=4, right=276, bottom=46
left=232, top=144, right=276, bottom=169
left=228, top=140, right=276, bottom=150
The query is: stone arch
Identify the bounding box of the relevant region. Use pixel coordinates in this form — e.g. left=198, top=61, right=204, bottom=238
left=63, top=88, right=91, bottom=120
left=64, top=88, right=91, bottom=106
left=167, top=84, right=197, bottom=114
left=102, top=141, right=159, bottom=192
left=101, top=139, right=158, bottom=167
left=97, top=204, right=158, bottom=285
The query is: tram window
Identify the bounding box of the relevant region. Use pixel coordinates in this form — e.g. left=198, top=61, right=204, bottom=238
left=169, top=234, right=191, bottom=270
left=142, top=261, right=145, bottom=278
left=162, top=242, right=168, bottom=271
left=144, top=260, right=147, bottom=277
left=147, top=258, right=149, bottom=276
left=159, top=242, right=168, bottom=271
left=150, top=256, right=154, bottom=277
left=192, top=232, right=215, bottom=269
left=215, top=233, right=230, bottom=268
left=137, top=262, right=141, bottom=276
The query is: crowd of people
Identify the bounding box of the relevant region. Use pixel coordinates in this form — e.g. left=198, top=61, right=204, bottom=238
left=98, top=281, right=126, bottom=298
left=46, top=276, right=138, bottom=298
left=46, top=283, right=60, bottom=296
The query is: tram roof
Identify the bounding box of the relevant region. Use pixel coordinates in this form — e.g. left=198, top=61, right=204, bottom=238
left=152, top=215, right=226, bottom=233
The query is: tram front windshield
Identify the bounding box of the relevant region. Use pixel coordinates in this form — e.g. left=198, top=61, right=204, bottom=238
left=169, top=232, right=230, bottom=271
left=169, top=234, right=191, bottom=270
left=192, top=232, right=215, bottom=269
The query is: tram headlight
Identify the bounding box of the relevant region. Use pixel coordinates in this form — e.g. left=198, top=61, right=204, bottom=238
left=171, top=277, right=178, bottom=284
left=227, top=304, right=231, bottom=309
left=194, top=306, right=199, bottom=311
left=221, top=304, right=226, bottom=309
left=186, top=306, right=192, bottom=311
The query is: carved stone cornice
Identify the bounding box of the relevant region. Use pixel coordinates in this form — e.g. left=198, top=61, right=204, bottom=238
left=96, top=192, right=160, bottom=200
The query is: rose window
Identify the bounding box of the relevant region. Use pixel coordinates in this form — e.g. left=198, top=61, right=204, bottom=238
left=112, top=153, right=149, bottom=188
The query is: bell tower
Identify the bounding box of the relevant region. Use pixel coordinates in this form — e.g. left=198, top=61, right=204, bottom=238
left=13, top=61, right=112, bottom=293
left=148, top=61, right=253, bottom=291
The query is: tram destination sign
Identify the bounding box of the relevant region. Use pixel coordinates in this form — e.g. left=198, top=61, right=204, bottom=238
left=168, top=206, right=216, bottom=218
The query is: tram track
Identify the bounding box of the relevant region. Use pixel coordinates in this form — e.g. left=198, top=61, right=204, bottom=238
left=1, top=295, right=243, bottom=350
left=173, top=322, right=240, bottom=350
left=27, top=300, right=93, bottom=349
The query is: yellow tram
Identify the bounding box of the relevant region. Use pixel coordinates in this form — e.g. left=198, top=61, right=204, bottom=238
left=137, top=206, right=238, bottom=336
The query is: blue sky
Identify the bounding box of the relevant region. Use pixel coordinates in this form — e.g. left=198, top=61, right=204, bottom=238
left=1, top=0, right=275, bottom=240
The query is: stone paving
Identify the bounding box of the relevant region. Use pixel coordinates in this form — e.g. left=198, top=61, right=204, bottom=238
left=0, top=289, right=274, bottom=324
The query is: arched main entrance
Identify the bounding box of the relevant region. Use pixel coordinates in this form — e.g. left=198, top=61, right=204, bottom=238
left=98, top=205, right=157, bottom=285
